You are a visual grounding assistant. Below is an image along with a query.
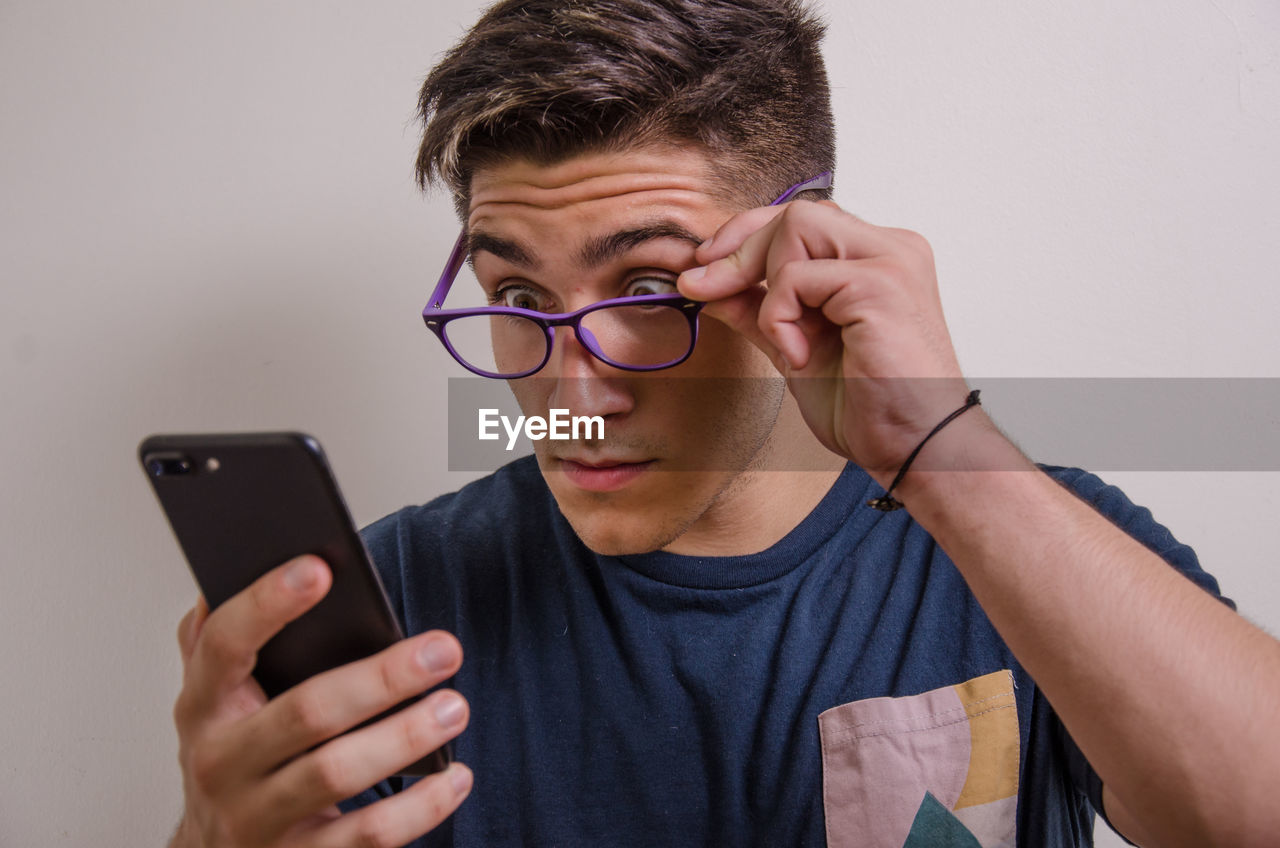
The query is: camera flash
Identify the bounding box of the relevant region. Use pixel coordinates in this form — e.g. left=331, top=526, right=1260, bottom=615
left=205, top=457, right=220, bottom=473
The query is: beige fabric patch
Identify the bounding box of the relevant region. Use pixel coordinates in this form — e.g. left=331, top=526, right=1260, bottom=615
left=818, top=670, right=1019, bottom=848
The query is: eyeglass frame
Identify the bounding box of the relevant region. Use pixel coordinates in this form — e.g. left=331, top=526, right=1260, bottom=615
left=422, top=170, right=834, bottom=379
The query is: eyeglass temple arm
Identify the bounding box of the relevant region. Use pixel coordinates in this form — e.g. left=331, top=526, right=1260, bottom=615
left=427, top=229, right=469, bottom=312
left=771, top=171, right=833, bottom=205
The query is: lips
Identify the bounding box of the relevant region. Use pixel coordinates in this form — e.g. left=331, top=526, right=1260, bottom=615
left=558, top=457, right=654, bottom=492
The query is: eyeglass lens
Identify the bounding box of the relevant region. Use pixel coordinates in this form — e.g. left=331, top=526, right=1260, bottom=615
left=441, top=302, right=694, bottom=377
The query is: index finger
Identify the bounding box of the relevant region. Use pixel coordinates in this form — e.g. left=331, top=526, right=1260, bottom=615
left=680, top=201, right=895, bottom=302
left=694, top=203, right=788, bottom=266
left=186, top=555, right=333, bottom=710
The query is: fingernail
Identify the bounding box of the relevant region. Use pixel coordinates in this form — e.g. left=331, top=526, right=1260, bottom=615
left=698, top=235, right=715, bottom=252
left=684, top=265, right=707, bottom=283
left=434, top=692, right=466, bottom=727
left=417, top=636, right=454, bottom=672
left=449, top=763, right=472, bottom=796
left=284, top=558, right=317, bottom=592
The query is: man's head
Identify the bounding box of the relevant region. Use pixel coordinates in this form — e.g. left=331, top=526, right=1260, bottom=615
left=416, top=0, right=835, bottom=218
left=418, top=0, right=842, bottom=556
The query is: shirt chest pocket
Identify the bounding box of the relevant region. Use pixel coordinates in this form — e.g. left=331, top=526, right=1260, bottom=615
left=818, top=670, right=1020, bottom=848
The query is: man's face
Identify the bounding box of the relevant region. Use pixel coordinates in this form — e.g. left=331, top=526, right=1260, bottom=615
left=467, top=146, right=788, bottom=556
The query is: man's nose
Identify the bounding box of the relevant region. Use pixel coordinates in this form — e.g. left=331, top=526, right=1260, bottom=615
left=543, top=325, right=634, bottom=420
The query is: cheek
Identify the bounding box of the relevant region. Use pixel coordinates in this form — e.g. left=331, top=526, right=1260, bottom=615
left=633, top=372, right=783, bottom=465
left=686, top=315, right=776, bottom=378
left=507, top=380, right=543, bottom=417
left=507, top=377, right=576, bottom=420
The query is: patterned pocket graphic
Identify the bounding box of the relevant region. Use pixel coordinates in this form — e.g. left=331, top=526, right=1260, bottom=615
left=819, top=670, right=1019, bottom=848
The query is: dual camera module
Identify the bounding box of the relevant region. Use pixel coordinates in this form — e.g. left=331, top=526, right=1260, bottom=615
left=144, top=453, right=220, bottom=477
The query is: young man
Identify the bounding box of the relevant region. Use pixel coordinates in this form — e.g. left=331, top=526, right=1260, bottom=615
left=166, top=2, right=1280, bottom=846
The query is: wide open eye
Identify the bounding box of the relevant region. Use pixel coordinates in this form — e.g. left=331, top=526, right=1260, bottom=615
left=494, top=284, right=554, bottom=312
left=623, top=276, right=678, bottom=298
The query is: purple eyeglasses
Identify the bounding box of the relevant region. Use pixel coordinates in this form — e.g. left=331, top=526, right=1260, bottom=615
left=423, top=171, right=833, bottom=379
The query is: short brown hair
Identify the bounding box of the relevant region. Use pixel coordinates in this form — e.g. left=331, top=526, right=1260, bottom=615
left=416, top=0, right=835, bottom=218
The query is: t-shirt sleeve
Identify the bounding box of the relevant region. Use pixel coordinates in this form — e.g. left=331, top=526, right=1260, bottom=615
left=1042, top=465, right=1236, bottom=843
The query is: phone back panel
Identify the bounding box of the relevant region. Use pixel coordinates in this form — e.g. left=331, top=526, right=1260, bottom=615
left=140, top=432, right=403, bottom=698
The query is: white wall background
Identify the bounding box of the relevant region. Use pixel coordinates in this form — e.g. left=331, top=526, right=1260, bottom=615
left=1, top=1, right=1275, bottom=845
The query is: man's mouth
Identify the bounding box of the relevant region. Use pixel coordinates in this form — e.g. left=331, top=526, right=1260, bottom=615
left=557, top=457, right=655, bottom=492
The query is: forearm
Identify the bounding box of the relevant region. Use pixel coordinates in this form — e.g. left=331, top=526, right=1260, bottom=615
left=895, top=412, right=1280, bottom=846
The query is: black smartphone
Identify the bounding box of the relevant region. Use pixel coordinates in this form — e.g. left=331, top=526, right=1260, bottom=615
left=139, top=431, right=449, bottom=777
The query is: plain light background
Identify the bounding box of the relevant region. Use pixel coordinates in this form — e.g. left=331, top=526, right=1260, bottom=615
left=2, top=1, right=1276, bottom=845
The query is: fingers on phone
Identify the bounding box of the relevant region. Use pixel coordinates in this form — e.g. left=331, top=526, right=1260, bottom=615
left=303, top=763, right=472, bottom=848
left=176, top=598, right=206, bottom=662
left=257, top=690, right=471, bottom=827
left=238, top=631, right=463, bottom=775
left=188, top=556, right=332, bottom=704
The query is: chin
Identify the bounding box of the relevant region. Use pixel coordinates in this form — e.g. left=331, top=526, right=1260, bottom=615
left=570, top=526, right=663, bottom=557
left=542, top=469, right=698, bottom=556
left=552, top=493, right=683, bottom=556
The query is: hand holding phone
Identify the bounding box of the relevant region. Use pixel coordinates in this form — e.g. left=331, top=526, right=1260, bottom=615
left=141, top=433, right=472, bottom=846
left=170, top=557, right=472, bottom=847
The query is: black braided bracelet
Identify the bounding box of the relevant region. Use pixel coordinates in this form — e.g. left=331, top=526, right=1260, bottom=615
left=866, top=389, right=982, bottom=512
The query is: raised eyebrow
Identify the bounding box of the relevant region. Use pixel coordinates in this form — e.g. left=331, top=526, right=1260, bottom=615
left=576, top=221, right=704, bottom=269
left=467, top=231, right=539, bottom=270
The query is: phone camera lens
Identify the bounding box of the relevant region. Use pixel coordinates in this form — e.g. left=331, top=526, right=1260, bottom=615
left=144, top=453, right=194, bottom=477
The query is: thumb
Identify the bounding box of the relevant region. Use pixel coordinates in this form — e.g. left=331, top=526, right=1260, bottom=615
left=177, top=595, right=209, bottom=664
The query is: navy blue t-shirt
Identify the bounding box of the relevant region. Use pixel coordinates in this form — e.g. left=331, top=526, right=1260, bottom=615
left=338, top=458, right=1230, bottom=847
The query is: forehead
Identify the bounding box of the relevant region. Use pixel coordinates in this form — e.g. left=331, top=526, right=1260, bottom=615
left=467, top=147, right=731, bottom=239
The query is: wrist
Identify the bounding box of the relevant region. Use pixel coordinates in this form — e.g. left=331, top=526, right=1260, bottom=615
left=872, top=408, right=1033, bottom=507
